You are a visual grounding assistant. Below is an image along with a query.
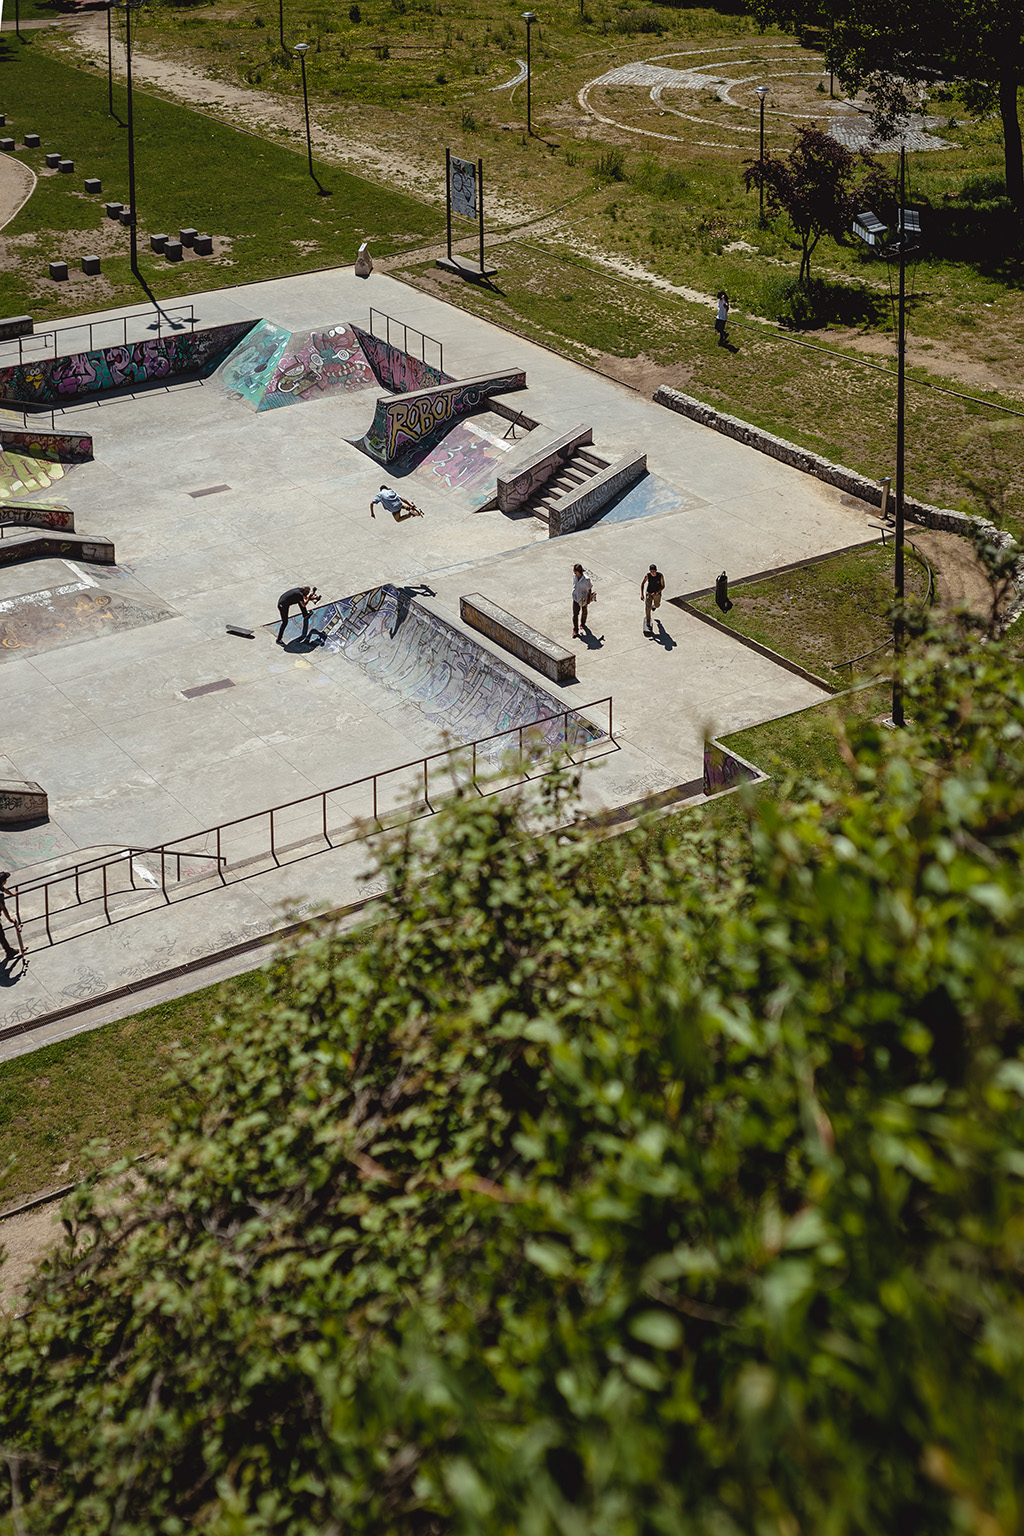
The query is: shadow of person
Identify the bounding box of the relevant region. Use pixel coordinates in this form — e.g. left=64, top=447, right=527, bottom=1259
left=579, top=628, right=605, bottom=650
left=389, top=583, right=437, bottom=637
left=0, top=953, right=26, bottom=986
left=652, top=621, right=677, bottom=650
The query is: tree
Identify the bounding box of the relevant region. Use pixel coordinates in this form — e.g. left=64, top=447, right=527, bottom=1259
left=750, top=0, right=1024, bottom=220
left=5, top=629, right=1024, bottom=1533
left=743, top=123, right=871, bottom=284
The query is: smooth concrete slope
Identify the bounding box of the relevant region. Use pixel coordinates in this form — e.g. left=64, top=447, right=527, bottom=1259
left=0, top=266, right=876, bottom=1041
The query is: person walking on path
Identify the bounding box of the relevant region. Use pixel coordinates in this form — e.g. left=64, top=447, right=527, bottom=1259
left=572, top=563, right=593, bottom=638
left=277, top=585, right=319, bottom=646
left=370, top=485, right=424, bottom=522
left=0, top=871, right=23, bottom=963
left=641, top=563, right=665, bottom=634
left=715, top=290, right=730, bottom=346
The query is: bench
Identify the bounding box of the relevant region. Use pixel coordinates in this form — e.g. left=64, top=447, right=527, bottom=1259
left=0, top=779, right=48, bottom=825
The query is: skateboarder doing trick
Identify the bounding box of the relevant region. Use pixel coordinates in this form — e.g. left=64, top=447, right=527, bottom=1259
left=370, top=485, right=424, bottom=522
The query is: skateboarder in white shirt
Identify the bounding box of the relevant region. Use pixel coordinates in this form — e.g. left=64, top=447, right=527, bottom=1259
left=370, top=485, right=424, bottom=521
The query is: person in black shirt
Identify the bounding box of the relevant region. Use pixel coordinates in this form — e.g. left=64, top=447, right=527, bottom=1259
left=641, top=564, right=665, bottom=634
left=277, top=586, right=319, bottom=645
left=0, top=871, right=22, bottom=962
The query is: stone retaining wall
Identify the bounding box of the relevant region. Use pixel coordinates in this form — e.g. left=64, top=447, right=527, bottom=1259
left=654, top=384, right=1024, bottom=628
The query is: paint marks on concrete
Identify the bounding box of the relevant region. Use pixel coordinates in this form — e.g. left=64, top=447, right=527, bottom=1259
left=218, top=319, right=291, bottom=410
left=410, top=415, right=515, bottom=506
left=0, top=584, right=176, bottom=660
left=0, top=822, right=78, bottom=871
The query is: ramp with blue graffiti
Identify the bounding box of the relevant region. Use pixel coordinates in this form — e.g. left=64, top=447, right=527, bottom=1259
left=272, top=583, right=603, bottom=759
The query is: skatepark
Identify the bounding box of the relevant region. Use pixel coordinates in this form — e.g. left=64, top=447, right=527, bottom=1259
left=0, top=265, right=881, bottom=1047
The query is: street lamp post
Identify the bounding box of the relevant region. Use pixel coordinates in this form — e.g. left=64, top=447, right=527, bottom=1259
left=278, top=0, right=285, bottom=51
left=294, top=43, right=313, bottom=178
left=521, top=12, right=536, bottom=136
left=853, top=145, right=919, bottom=729
left=754, top=84, right=769, bottom=221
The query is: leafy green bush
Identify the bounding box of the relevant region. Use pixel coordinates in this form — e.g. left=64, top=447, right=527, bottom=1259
left=5, top=629, right=1024, bottom=1533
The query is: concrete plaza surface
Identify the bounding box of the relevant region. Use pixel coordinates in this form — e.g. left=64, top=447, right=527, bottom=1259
left=0, top=265, right=878, bottom=1041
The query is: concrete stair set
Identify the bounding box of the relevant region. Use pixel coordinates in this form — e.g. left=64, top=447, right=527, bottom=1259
left=496, top=424, right=646, bottom=537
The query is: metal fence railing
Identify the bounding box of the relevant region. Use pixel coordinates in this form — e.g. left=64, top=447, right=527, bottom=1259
left=368, top=307, right=444, bottom=376
left=10, top=698, right=614, bottom=953
left=0, top=303, right=196, bottom=369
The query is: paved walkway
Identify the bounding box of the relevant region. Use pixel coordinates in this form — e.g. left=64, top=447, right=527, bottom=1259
left=0, top=265, right=878, bottom=1046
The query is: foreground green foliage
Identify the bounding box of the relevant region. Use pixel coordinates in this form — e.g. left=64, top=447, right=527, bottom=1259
left=4, top=630, right=1024, bottom=1533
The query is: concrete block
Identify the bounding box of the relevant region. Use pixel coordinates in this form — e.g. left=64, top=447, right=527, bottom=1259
left=23, top=133, right=39, bottom=148
left=461, top=593, right=576, bottom=684
left=81, top=255, right=101, bottom=276
left=0, top=114, right=5, bottom=127
left=0, top=315, right=33, bottom=340
left=164, top=240, right=183, bottom=262
left=48, top=261, right=68, bottom=282
left=105, top=200, right=123, bottom=218
left=179, top=227, right=197, bottom=248
left=0, top=778, right=48, bottom=825
left=194, top=234, right=213, bottom=255
left=354, top=240, right=373, bottom=277
left=1, top=140, right=17, bottom=154
left=58, top=159, right=74, bottom=174
left=150, top=233, right=167, bottom=253
left=45, top=152, right=61, bottom=168
left=118, top=207, right=132, bottom=226
left=84, top=177, right=101, bottom=193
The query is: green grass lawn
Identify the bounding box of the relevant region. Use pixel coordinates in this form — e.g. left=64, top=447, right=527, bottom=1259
left=689, top=544, right=931, bottom=688
left=0, top=35, right=444, bottom=320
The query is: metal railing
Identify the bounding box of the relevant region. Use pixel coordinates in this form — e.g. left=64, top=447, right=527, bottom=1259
left=368, top=308, right=444, bottom=376
left=0, top=303, right=196, bottom=368
left=10, top=698, right=614, bottom=952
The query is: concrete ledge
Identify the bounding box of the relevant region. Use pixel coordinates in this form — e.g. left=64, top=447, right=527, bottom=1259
left=549, top=451, right=647, bottom=537
left=654, top=383, right=1024, bottom=629
left=461, top=592, right=576, bottom=683
left=0, top=779, right=47, bottom=825
left=0, top=528, right=114, bottom=567
left=362, top=368, right=527, bottom=462
left=0, top=503, right=75, bottom=532
left=0, top=424, right=92, bottom=462
left=497, top=423, right=593, bottom=513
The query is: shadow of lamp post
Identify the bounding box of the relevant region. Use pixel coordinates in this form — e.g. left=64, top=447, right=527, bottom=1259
left=521, top=12, right=536, bottom=136
left=116, top=0, right=145, bottom=277
left=294, top=42, right=313, bottom=177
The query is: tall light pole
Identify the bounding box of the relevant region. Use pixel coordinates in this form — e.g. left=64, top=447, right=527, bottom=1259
left=754, top=84, right=769, bottom=222
left=853, top=145, right=919, bottom=729
left=294, top=43, right=313, bottom=178
left=521, top=12, right=536, bottom=136
left=278, top=0, right=285, bottom=51
left=891, top=141, right=910, bottom=729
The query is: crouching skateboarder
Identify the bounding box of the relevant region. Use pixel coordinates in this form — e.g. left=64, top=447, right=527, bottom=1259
left=276, top=585, right=320, bottom=646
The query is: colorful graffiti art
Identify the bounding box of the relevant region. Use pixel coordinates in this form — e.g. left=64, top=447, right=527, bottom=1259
left=0, top=504, right=74, bottom=531
left=0, top=427, right=92, bottom=463
left=0, top=449, right=67, bottom=501
left=277, top=583, right=603, bottom=759
left=217, top=319, right=291, bottom=410
left=363, top=370, right=526, bottom=463
left=350, top=325, right=451, bottom=393
left=258, top=326, right=377, bottom=411
left=0, top=321, right=258, bottom=406
left=412, top=418, right=514, bottom=507
left=702, top=740, right=761, bottom=797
